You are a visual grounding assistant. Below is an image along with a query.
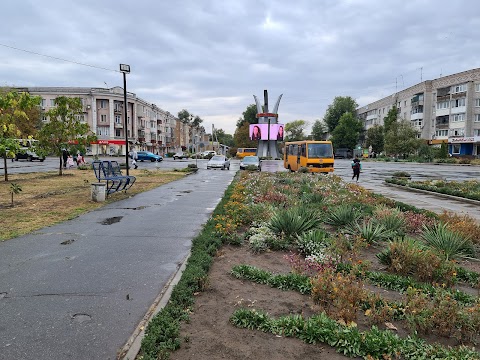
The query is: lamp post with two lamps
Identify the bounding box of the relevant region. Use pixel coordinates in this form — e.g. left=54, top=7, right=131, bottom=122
left=120, top=63, right=130, bottom=175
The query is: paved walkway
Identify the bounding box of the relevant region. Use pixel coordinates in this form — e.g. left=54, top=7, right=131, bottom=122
left=0, top=170, right=235, bottom=360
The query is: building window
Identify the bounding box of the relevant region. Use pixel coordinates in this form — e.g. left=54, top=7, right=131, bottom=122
left=41, top=98, right=46, bottom=107
left=115, top=115, right=122, bottom=124
left=42, top=115, right=48, bottom=122
left=74, top=114, right=85, bottom=122
left=452, top=144, right=461, bottom=154
left=97, top=127, right=110, bottom=136
left=475, top=114, right=480, bottom=122
left=475, top=99, right=480, bottom=107
left=436, top=101, right=449, bottom=109
left=451, top=84, right=467, bottom=93
left=100, top=100, right=108, bottom=108
left=450, top=128, right=465, bottom=137
left=115, top=129, right=121, bottom=137
left=50, top=99, right=56, bottom=106
left=451, top=113, right=465, bottom=122
left=476, top=84, right=480, bottom=92
left=100, top=114, right=107, bottom=122
left=451, top=98, right=466, bottom=108
left=114, top=102, right=122, bottom=111
left=474, top=129, right=480, bottom=136
left=435, top=130, right=448, bottom=137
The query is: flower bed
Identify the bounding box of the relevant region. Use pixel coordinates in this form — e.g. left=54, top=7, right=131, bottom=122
left=139, top=172, right=480, bottom=360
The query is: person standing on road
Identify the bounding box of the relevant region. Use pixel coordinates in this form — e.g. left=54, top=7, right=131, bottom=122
left=351, top=157, right=362, bottom=182
left=131, top=148, right=138, bottom=169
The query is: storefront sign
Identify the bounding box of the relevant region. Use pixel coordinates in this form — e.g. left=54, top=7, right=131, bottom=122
left=448, top=136, right=480, bottom=143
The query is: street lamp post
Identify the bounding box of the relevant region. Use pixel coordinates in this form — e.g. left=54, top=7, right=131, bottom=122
left=120, top=64, right=130, bottom=175
left=194, top=135, right=198, bottom=168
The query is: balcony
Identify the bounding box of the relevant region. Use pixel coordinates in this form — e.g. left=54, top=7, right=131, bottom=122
left=114, top=122, right=123, bottom=128
left=410, top=112, right=424, bottom=121
left=114, top=107, right=122, bottom=114
left=435, top=116, right=449, bottom=129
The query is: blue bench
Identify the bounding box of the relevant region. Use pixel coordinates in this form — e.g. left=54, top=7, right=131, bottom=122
left=92, top=160, right=136, bottom=196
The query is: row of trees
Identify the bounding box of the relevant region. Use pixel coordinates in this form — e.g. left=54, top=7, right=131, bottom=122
left=1, top=89, right=96, bottom=180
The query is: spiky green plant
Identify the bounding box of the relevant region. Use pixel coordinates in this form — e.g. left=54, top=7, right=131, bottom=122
left=374, top=214, right=406, bottom=239
left=346, top=221, right=392, bottom=244
left=268, top=207, right=319, bottom=241
left=295, top=229, right=330, bottom=256
left=325, top=204, right=361, bottom=228
left=420, top=223, right=475, bottom=261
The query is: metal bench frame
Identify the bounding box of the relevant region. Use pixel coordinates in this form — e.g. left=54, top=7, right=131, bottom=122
left=92, top=160, right=136, bottom=195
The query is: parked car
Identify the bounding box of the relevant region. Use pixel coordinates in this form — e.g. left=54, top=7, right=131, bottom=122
left=130, top=151, right=163, bottom=162
left=14, top=138, right=45, bottom=162
left=240, top=156, right=261, bottom=171
left=207, top=155, right=230, bottom=170
left=201, top=150, right=216, bottom=158
left=173, top=152, right=189, bottom=160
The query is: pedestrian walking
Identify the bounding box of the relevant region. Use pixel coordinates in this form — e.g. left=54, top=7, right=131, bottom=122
left=131, top=148, right=138, bottom=169
left=351, top=157, right=362, bottom=182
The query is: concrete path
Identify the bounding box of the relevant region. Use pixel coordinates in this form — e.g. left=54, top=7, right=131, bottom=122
left=0, top=169, right=235, bottom=360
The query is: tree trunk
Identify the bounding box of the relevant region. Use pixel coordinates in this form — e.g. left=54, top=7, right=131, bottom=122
left=3, top=155, right=8, bottom=182
left=59, top=156, right=63, bottom=176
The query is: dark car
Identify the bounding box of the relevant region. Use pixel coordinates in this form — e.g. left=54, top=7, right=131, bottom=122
left=239, top=156, right=261, bottom=171
left=334, top=148, right=353, bottom=159
left=130, top=151, right=163, bottom=162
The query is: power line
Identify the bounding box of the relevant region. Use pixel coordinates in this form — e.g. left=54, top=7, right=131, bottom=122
left=0, top=43, right=120, bottom=73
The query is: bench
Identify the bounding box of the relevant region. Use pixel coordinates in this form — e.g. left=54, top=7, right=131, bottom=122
left=92, top=160, right=136, bottom=196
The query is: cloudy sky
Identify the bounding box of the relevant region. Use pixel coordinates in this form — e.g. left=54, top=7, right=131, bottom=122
left=1, top=0, right=480, bottom=135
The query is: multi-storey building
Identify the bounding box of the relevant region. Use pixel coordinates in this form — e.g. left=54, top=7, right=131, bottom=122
left=357, top=68, right=480, bottom=157
left=17, top=86, right=182, bottom=156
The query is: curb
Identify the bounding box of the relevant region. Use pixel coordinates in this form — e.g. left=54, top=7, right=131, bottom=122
left=384, top=183, right=480, bottom=206
left=118, top=251, right=191, bottom=360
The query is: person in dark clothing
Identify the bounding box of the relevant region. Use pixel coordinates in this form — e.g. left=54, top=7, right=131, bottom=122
left=351, top=157, right=362, bottom=182
left=62, top=149, right=69, bottom=168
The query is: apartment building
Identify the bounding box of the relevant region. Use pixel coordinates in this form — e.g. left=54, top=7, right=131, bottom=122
left=357, top=68, right=480, bottom=157
left=17, top=86, right=180, bottom=156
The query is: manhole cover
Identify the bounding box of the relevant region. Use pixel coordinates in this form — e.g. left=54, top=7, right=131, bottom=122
left=60, top=239, right=75, bottom=245
left=100, top=216, right=123, bottom=225
left=71, top=313, right=91, bottom=323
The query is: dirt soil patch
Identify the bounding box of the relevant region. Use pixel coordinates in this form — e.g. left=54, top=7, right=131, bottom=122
left=171, top=245, right=355, bottom=360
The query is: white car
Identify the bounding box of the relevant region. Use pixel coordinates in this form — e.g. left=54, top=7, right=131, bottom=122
left=201, top=150, right=216, bottom=158
left=207, top=155, right=230, bottom=170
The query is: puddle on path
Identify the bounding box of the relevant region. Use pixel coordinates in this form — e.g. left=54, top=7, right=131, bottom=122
left=60, top=239, right=75, bottom=245
left=100, top=216, right=123, bottom=225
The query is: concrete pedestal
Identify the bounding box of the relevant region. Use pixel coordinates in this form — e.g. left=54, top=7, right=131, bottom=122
left=91, top=183, right=106, bottom=202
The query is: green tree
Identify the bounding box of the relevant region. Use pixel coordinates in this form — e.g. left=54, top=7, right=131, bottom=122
left=384, top=120, right=421, bottom=158
left=214, top=128, right=234, bottom=147
left=366, top=125, right=384, bottom=153
left=0, top=90, right=42, bottom=181
left=437, top=141, right=449, bottom=159
left=383, top=106, right=399, bottom=135
left=233, top=122, right=257, bottom=148
left=324, top=96, right=358, bottom=133
left=177, top=109, right=191, bottom=124
left=236, top=104, right=258, bottom=128
left=285, top=120, right=307, bottom=141
left=37, top=96, right=96, bottom=175
left=330, top=112, right=363, bottom=150
left=311, top=119, right=327, bottom=140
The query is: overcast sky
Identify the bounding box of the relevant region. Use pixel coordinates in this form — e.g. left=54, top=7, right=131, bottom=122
left=1, top=0, right=480, bottom=134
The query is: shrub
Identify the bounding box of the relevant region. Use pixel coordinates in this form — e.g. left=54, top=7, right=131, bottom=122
left=439, top=211, right=480, bottom=245
left=295, top=229, right=330, bottom=256
left=421, top=223, right=475, bottom=261
left=373, top=213, right=406, bottom=239
left=325, top=204, right=361, bottom=228
left=392, top=171, right=411, bottom=178
left=345, top=220, right=392, bottom=244
left=268, top=207, right=319, bottom=241
left=377, top=238, right=458, bottom=285
left=311, top=268, right=366, bottom=324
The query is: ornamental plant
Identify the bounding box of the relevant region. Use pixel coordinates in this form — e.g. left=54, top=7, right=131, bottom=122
left=268, top=206, right=319, bottom=241
left=421, top=223, right=475, bottom=261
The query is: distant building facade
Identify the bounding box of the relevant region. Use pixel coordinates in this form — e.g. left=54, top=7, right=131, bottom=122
left=357, top=68, right=480, bottom=157
left=16, top=86, right=183, bottom=156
